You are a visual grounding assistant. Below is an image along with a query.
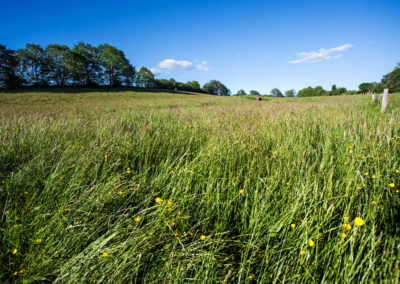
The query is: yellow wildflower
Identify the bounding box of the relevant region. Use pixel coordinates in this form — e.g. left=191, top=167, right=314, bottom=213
left=389, top=183, right=395, bottom=188
left=24, top=191, right=28, bottom=195
left=104, top=155, right=108, bottom=160
left=15, top=216, right=20, bottom=221
left=118, top=191, right=123, bottom=195
left=13, top=271, right=17, bottom=276
left=300, top=251, right=306, bottom=256
left=200, top=235, right=206, bottom=240
left=396, top=169, right=399, bottom=173
left=343, top=216, right=350, bottom=221
left=344, top=162, right=348, bottom=165
left=364, top=172, right=368, bottom=176
left=308, top=239, right=315, bottom=247
left=168, top=207, right=172, bottom=212
left=290, top=224, right=296, bottom=229
left=18, top=270, right=25, bottom=274
left=349, top=150, right=353, bottom=153
left=340, top=233, right=346, bottom=238
left=134, top=217, right=140, bottom=222
left=68, top=225, right=73, bottom=229
left=170, top=221, right=175, bottom=227
left=12, top=249, right=17, bottom=255
left=371, top=201, right=377, bottom=205
left=372, top=175, right=376, bottom=179
left=357, top=186, right=362, bottom=190
left=239, top=189, right=244, bottom=194
left=354, top=217, right=365, bottom=227
left=36, top=239, right=42, bottom=243
left=124, top=213, right=129, bottom=217
left=101, top=252, right=108, bottom=258
left=167, top=201, right=173, bottom=207
left=177, top=211, right=181, bottom=216
left=248, top=273, right=255, bottom=279
left=155, top=197, right=163, bottom=203
left=342, top=224, right=352, bottom=231
left=5, top=210, right=9, bottom=215
left=127, top=168, right=131, bottom=174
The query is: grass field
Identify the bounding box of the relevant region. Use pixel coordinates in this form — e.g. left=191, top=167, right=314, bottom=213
left=1, top=90, right=400, bottom=283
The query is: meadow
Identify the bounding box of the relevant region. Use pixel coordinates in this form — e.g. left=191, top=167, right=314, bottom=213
left=1, top=90, right=400, bottom=283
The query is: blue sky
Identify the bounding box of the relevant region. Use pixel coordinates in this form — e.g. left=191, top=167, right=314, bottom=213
left=1, top=0, right=399, bottom=94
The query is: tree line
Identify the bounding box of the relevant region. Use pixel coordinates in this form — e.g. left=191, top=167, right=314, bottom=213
left=0, top=43, right=231, bottom=96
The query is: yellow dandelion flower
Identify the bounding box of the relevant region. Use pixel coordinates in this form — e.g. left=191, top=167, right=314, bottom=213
left=170, top=170, right=174, bottom=174
left=124, top=213, right=129, bottom=217
left=101, top=252, right=108, bottom=258
left=372, top=175, right=376, bottom=179
left=364, top=172, right=368, bottom=176
left=168, top=207, right=172, bottom=212
left=354, top=217, right=365, bottom=227
left=343, top=216, right=350, bottom=221
left=396, top=169, right=399, bottom=173
left=248, top=273, right=255, bottom=279
left=13, top=271, right=18, bottom=276
left=167, top=201, right=173, bottom=207
left=134, top=217, right=140, bottom=222
left=155, top=197, right=163, bottom=203
left=24, top=191, right=28, bottom=195
left=15, top=216, right=20, bottom=221
left=183, top=231, right=187, bottom=236
left=200, top=235, right=206, bottom=240
left=36, top=239, right=42, bottom=244
left=104, top=155, right=108, bottom=160
left=300, top=251, right=306, bottom=256
left=18, top=269, right=25, bottom=274
left=342, top=224, right=352, bottom=231
left=170, top=221, right=175, bottom=227
left=396, top=189, right=399, bottom=193
left=290, top=224, right=296, bottom=229
left=177, top=211, right=181, bottom=216
left=344, top=162, right=348, bottom=165
left=349, top=150, right=353, bottom=153
left=340, top=233, right=347, bottom=238
left=389, top=183, right=395, bottom=188
left=357, top=186, right=362, bottom=190
left=68, top=225, right=73, bottom=229
left=239, top=189, right=244, bottom=194
left=308, top=239, right=315, bottom=247
left=371, top=201, right=377, bottom=205
left=118, top=191, right=123, bottom=195
left=5, top=210, right=9, bottom=215
left=12, top=249, right=17, bottom=255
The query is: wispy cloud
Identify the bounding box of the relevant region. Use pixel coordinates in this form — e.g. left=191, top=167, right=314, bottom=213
left=289, top=44, right=353, bottom=64
left=151, top=59, right=209, bottom=75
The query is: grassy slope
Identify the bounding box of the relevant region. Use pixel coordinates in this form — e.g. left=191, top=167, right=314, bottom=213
left=1, top=90, right=400, bottom=283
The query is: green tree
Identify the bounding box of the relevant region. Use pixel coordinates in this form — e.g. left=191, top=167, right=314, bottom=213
left=46, top=44, right=72, bottom=87
left=202, top=80, right=230, bottom=96
left=235, top=89, right=246, bottom=95
left=285, top=89, right=296, bottom=97
left=384, top=63, right=400, bottom=92
left=136, top=67, right=155, bottom=88
left=249, top=90, right=261, bottom=96
left=98, top=44, right=134, bottom=87
left=70, top=42, right=102, bottom=86
left=358, top=82, right=375, bottom=93
left=17, top=43, right=50, bottom=86
left=271, top=88, right=283, bottom=97
left=0, top=45, right=21, bottom=89
left=184, top=80, right=201, bottom=91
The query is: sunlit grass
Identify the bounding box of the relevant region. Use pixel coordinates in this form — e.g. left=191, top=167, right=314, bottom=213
left=1, top=90, right=400, bottom=282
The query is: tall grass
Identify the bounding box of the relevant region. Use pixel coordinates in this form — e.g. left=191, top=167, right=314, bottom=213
left=1, top=91, right=399, bottom=283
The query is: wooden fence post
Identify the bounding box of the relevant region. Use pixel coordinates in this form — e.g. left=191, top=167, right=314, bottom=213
left=372, top=94, right=376, bottom=102
left=381, top=88, right=389, bottom=112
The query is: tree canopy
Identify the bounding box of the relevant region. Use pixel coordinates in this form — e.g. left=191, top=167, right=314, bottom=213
left=202, top=80, right=231, bottom=96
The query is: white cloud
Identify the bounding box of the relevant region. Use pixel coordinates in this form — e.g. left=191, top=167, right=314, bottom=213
left=289, top=43, right=353, bottom=64
left=151, top=59, right=209, bottom=75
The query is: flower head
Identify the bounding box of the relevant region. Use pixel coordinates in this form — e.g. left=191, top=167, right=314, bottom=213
left=200, top=235, right=206, bottom=240
left=343, top=216, right=350, bottom=221
left=12, top=249, right=17, bottom=255
left=248, top=273, right=255, bottom=279
left=290, top=224, right=296, bottom=229
left=36, top=239, right=42, bottom=244
left=68, top=225, right=73, bottom=229
left=389, top=183, right=395, bottom=188
left=167, top=201, right=173, bottom=207
left=340, top=233, right=347, bottom=238
left=155, top=197, right=163, bottom=203
left=300, top=251, right=306, bottom=256
left=239, top=189, right=244, bottom=194
left=101, top=252, right=108, bottom=258
left=354, top=217, right=365, bottom=227
left=134, top=217, right=140, bottom=222
left=342, top=224, right=352, bottom=231
left=308, top=239, right=315, bottom=247
left=371, top=201, right=377, bottom=205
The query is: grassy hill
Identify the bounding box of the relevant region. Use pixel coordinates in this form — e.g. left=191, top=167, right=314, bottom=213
left=1, top=90, right=400, bottom=283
